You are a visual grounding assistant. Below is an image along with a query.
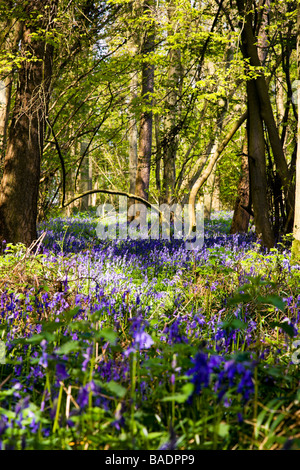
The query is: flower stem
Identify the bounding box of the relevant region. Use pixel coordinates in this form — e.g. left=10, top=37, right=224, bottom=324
left=53, top=381, right=64, bottom=433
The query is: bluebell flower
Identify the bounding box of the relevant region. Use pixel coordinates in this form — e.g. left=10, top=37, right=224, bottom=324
left=82, top=346, right=92, bottom=372
left=56, top=363, right=69, bottom=381
left=186, top=352, right=210, bottom=395
left=76, top=381, right=98, bottom=409
left=38, top=339, right=48, bottom=369
left=0, top=417, right=7, bottom=436
left=133, top=330, right=154, bottom=349
left=77, top=386, right=89, bottom=408
left=15, top=396, right=30, bottom=416
left=125, top=316, right=154, bottom=355
left=164, top=319, right=188, bottom=345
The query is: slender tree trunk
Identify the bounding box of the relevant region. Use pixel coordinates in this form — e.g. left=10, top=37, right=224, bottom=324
left=0, top=19, right=23, bottom=160
left=236, top=0, right=294, bottom=224
left=247, top=79, right=274, bottom=248
left=64, top=127, right=77, bottom=216
left=291, top=2, right=300, bottom=263
left=161, top=1, right=182, bottom=204
left=0, top=0, right=58, bottom=245
left=203, top=141, right=219, bottom=220
left=180, top=45, right=236, bottom=206
left=0, top=77, right=12, bottom=161
left=161, top=49, right=181, bottom=204
left=182, top=105, right=228, bottom=206
left=79, top=142, right=92, bottom=211
left=188, top=112, right=247, bottom=232
left=154, top=112, right=162, bottom=192
left=128, top=68, right=138, bottom=219
left=230, top=137, right=250, bottom=234
left=135, top=0, right=155, bottom=202
left=276, top=71, right=285, bottom=126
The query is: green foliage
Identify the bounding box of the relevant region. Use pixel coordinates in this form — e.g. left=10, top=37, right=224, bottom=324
left=1, top=213, right=299, bottom=449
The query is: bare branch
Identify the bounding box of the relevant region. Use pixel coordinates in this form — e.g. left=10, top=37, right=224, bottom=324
left=62, top=188, right=163, bottom=218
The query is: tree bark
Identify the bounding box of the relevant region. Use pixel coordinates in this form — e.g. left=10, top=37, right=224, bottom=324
left=247, top=79, right=275, bottom=248
left=154, top=112, right=162, bottom=192
left=0, top=0, right=58, bottom=246
left=78, top=142, right=92, bottom=211
left=203, top=141, right=219, bottom=220
left=236, top=0, right=294, bottom=223
left=0, top=77, right=12, bottom=160
left=128, top=67, right=138, bottom=219
left=161, top=0, right=182, bottom=204
left=0, top=18, right=23, bottom=159
left=135, top=0, right=155, bottom=202
left=291, top=1, right=300, bottom=263
left=230, top=137, right=250, bottom=234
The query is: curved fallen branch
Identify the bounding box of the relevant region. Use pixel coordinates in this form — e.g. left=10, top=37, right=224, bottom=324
left=62, top=189, right=163, bottom=217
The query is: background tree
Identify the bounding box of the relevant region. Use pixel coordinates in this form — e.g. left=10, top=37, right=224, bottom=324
left=291, top=0, right=300, bottom=263
left=0, top=0, right=298, bottom=250
left=135, top=0, right=155, bottom=204
left=0, top=0, right=59, bottom=245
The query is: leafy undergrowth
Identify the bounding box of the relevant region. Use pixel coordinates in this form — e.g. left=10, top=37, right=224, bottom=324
left=0, top=212, right=300, bottom=450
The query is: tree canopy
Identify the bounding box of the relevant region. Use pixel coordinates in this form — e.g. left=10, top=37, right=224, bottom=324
left=0, top=0, right=299, bottom=258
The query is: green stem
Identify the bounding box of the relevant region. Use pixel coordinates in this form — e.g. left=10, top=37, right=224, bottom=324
left=130, top=351, right=137, bottom=437
left=253, top=365, right=258, bottom=440
left=88, top=356, right=94, bottom=410
left=53, top=381, right=64, bottom=433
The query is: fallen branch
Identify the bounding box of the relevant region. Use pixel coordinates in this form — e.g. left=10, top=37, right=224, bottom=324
left=62, top=189, right=164, bottom=218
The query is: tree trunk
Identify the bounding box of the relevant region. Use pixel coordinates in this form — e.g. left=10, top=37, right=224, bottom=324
left=154, top=112, right=162, bottom=192
left=291, top=1, right=300, bottom=263
left=0, top=19, right=23, bottom=159
left=247, top=79, right=274, bottom=248
left=236, top=0, right=294, bottom=224
left=187, top=112, right=247, bottom=232
left=78, top=142, right=92, bottom=212
left=161, top=50, right=181, bottom=205
left=230, top=137, right=250, bottom=234
left=161, top=1, right=182, bottom=205
left=0, top=78, right=12, bottom=161
left=135, top=0, right=155, bottom=203
left=128, top=67, right=138, bottom=219
left=203, top=142, right=219, bottom=220
left=0, top=1, right=58, bottom=246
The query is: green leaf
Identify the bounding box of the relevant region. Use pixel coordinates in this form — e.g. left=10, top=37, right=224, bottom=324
left=161, top=383, right=194, bottom=403
left=61, top=306, right=82, bottom=323
left=220, top=318, right=247, bottom=331
left=41, top=321, right=65, bottom=333
left=67, top=321, right=91, bottom=332
left=105, top=380, right=127, bottom=398
left=0, top=407, right=15, bottom=419
left=257, top=295, right=286, bottom=312
left=227, top=293, right=252, bottom=306
left=217, top=421, right=230, bottom=438
left=56, top=340, right=80, bottom=355
left=147, top=432, right=165, bottom=440
left=26, top=332, right=55, bottom=344
left=270, top=321, right=295, bottom=338
left=95, top=328, right=118, bottom=344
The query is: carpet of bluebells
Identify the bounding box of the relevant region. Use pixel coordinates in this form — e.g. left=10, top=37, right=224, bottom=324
left=0, top=211, right=300, bottom=450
